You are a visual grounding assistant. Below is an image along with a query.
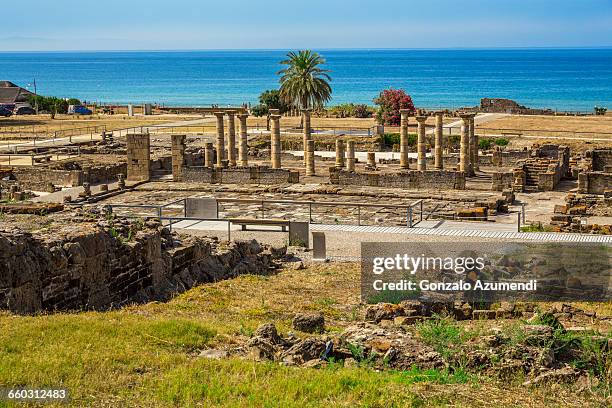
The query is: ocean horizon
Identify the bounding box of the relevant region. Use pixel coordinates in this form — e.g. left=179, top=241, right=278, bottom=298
left=1, top=48, right=611, bottom=111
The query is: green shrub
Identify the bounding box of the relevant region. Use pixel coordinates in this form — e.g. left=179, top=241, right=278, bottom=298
left=594, top=106, right=607, bottom=115
left=416, top=317, right=462, bottom=360
left=354, top=104, right=373, bottom=118
left=448, top=135, right=460, bottom=147
left=27, top=95, right=79, bottom=114
left=250, top=104, right=268, bottom=117
left=479, top=138, right=492, bottom=150
left=382, top=133, right=417, bottom=147
left=494, top=138, right=509, bottom=146
left=383, top=133, right=400, bottom=146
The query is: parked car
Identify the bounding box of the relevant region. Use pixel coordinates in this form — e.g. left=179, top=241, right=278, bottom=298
left=68, top=105, right=92, bottom=115
left=14, top=106, right=35, bottom=115
left=0, top=107, right=12, bottom=117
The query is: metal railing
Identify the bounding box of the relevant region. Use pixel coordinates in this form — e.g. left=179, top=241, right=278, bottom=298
left=107, top=197, right=427, bottom=229
left=0, top=146, right=81, bottom=166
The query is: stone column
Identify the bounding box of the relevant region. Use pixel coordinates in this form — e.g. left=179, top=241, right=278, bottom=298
left=434, top=111, right=444, bottom=169
left=346, top=140, right=356, bottom=172
left=302, top=108, right=311, bottom=165
left=335, top=140, right=345, bottom=168
left=237, top=113, right=249, bottom=167
left=400, top=109, right=410, bottom=169
left=214, top=112, right=225, bottom=168
left=459, top=114, right=471, bottom=174
left=171, top=134, right=186, bottom=182
left=366, top=152, right=376, bottom=170
left=305, top=139, right=315, bottom=176
left=126, top=133, right=150, bottom=182
left=270, top=114, right=281, bottom=169
left=226, top=110, right=237, bottom=167
left=416, top=116, right=427, bottom=171
left=204, top=142, right=214, bottom=168
left=469, top=115, right=478, bottom=172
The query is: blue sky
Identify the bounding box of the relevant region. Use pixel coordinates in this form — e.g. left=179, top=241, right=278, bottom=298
left=2, top=0, right=611, bottom=51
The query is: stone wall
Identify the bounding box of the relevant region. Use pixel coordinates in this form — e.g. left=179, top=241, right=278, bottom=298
left=181, top=166, right=299, bottom=184
left=329, top=168, right=465, bottom=190
left=0, top=163, right=127, bottom=191
left=591, top=149, right=612, bottom=172
left=0, top=218, right=283, bottom=314
left=478, top=98, right=554, bottom=115
left=126, top=133, right=151, bottom=181
left=491, top=171, right=514, bottom=191
left=491, top=149, right=531, bottom=167
left=578, top=172, right=612, bottom=195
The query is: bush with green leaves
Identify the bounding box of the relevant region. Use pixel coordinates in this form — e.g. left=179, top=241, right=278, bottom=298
left=27, top=95, right=81, bottom=114
left=327, top=103, right=374, bottom=118
left=250, top=104, right=268, bottom=117
left=382, top=133, right=416, bottom=147
left=594, top=106, right=607, bottom=115
left=251, top=89, right=291, bottom=117
left=494, top=138, right=509, bottom=146
left=479, top=138, right=493, bottom=150
left=354, top=104, right=373, bottom=118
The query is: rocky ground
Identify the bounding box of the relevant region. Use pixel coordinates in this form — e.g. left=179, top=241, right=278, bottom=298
left=205, top=301, right=611, bottom=393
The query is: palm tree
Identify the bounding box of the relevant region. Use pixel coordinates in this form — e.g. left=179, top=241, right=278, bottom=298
left=278, top=50, right=332, bottom=113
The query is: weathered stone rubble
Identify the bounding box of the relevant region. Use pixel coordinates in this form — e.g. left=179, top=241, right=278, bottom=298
left=239, top=321, right=444, bottom=371
left=0, top=208, right=289, bottom=313
left=202, top=303, right=610, bottom=387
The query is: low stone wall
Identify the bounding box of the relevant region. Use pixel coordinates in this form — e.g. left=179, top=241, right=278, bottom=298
left=578, top=172, right=612, bottom=195
left=491, top=171, right=514, bottom=191
left=537, top=162, right=564, bottom=191
left=1, top=167, right=76, bottom=190
left=181, top=165, right=299, bottom=184
left=1, top=163, right=128, bottom=190
left=491, top=149, right=530, bottom=167
left=591, top=149, right=612, bottom=172
left=0, top=218, right=284, bottom=314
left=329, top=168, right=465, bottom=190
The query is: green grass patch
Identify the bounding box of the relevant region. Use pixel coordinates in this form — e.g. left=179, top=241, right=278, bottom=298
left=520, top=223, right=555, bottom=232
left=155, top=359, right=461, bottom=407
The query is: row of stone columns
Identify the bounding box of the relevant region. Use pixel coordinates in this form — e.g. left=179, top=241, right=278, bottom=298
left=399, top=111, right=446, bottom=171
left=213, top=110, right=250, bottom=169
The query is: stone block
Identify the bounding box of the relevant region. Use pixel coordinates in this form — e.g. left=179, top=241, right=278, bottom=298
left=472, top=310, right=496, bottom=320
left=312, top=232, right=326, bottom=260
left=289, top=222, right=309, bottom=247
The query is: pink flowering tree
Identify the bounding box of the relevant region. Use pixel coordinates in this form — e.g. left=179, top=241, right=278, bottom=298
left=373, top=88, right=416, bottom=125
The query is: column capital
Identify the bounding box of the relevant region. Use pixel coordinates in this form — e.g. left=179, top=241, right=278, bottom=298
left=415, top=115, right=428, bottom=123
left=268, top=108, right=280, bottom=115
left=301, top=108, right=311, bottom=113
left=213, top=111, right=225, bottom=118
left=399, top=109, right=412, bottom=115
left=269, top=114, right=282, bottom=120
left=237, top=113, right=249, bottom=119
left=225, top=110, right=236, bottom=116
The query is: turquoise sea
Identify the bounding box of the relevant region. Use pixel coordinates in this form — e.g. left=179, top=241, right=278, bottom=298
left=0, top=49, right=610, bottom=111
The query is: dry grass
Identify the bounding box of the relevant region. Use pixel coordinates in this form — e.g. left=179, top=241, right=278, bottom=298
left=0, top=114, right=199, bottom=140
left=480, top=114, right=612, bottom=135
